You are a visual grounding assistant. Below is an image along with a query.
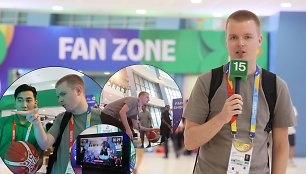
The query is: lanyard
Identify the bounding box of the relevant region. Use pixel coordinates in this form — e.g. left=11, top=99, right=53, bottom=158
left=69, top=108, right=91, bottom=152
left=12, top=118, right=32, bottom=142
left=225, top=63, right=260, bottom=141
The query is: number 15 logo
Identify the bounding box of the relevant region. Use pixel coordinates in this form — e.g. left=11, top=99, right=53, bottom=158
left=233, top=61, right=247, bottom=72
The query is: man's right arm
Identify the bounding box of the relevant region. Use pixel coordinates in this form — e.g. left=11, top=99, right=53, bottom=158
left=184, top=94, right=243, bottom=150
left=33, top=122, right=55, bottom=150
left=184, top=116, right=226, bottom=150
left=119, top=104, right=133, bottom=139
left=17, top=110, right=56, bottom=150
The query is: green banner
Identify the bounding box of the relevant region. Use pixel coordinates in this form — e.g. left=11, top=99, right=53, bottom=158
left=0, top=89, right=59, bottom=111
left=141, top=30, right=268, bottom=74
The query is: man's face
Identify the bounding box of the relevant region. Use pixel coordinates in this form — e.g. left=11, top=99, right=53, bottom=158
left=56, top=81, right=81, bottom=113
left=15, top=91, right=37, bottom=112
left=165, top=106, right=170, bottom=111
left=226, top=20, right=262, bottom=65
left=140, top=93, right=150, bottom=105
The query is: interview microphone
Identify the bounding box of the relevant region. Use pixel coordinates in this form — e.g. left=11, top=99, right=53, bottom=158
left=229, top=59, right=248, bottom=116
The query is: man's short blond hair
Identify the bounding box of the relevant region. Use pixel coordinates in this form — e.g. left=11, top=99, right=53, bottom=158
left=226, top=10, right=261, bottom=33
left=56, top=74, right=85, bottom=92
left=138, top=91, right=149, bottom=98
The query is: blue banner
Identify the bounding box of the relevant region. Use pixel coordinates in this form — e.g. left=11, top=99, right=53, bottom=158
left=172, top=98, right=183, bottom=132
left=86, top=95, right=97, bottom=108
left=0, top=26, right=140, bottom=96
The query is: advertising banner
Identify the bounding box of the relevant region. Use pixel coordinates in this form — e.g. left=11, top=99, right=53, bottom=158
left=172, top=98, right=183, bottom=132
left=0, top=25, right=268, bottom=95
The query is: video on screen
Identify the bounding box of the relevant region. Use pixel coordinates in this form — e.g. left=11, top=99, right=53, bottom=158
left=79, top=136, right=123, bottom=167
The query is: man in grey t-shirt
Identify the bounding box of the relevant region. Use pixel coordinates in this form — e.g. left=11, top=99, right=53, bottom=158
left=101, top=91, right=157, bottom=140
left=139, top=105, right=153, bottom=148
left=183, top=10, right=295, bottom=174
left=24, top=74, right=103, bottom=174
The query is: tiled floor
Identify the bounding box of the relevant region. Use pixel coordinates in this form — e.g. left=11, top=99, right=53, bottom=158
left=1, top=152, right=305, bottom=174
left=137, top=152, right=306, bottom=174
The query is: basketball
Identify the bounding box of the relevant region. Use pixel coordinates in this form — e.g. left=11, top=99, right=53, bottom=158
left=115, top=158, right=121, bottom=166
left=146, top=131, right=160, bottom=143
left=4, top=141, right=42, bottom=174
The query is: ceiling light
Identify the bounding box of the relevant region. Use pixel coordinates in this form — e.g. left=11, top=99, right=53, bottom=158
left=191, top=0, right=202, bottom=4
left=213, top=13, right=223, bottom=17
left=52, top=5, right=64, bottom=11
left=281, top=2, right=292, bottom=8
left=136, top=9, right=147, bottom=15
left=104, top=72, right=111, bottom=75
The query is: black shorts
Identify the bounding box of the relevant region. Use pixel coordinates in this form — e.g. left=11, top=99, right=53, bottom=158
left=100, top=112, right=140, bottom=139
left=100, top=112, right=133, bottom=131
left=288, top=134, right=295, bottom=146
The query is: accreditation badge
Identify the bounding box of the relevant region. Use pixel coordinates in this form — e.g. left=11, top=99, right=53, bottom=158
left=227, top=139, right=253, bottom=174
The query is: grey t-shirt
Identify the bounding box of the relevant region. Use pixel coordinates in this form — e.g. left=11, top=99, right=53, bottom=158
left=48, top=107, right=102, bottom=174
left=102, top=97, right=139, bottom=120
left=139, top=111, right=152, bottom=128
left=183, top=67, right=295, bottom=174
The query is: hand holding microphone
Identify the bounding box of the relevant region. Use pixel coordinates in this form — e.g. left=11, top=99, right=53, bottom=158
left=229, top=59, right=248, bottom=117
left=220, top=94, right=243, bottom=123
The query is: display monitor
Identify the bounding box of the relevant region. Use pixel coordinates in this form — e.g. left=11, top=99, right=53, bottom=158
left=76, top=132, right=130, bottom=172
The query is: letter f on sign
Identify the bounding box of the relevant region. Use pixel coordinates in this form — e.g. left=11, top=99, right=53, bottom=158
left=59, top=37, right=74, bottom=60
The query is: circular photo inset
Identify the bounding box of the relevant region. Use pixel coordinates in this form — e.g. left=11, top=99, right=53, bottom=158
left=100, top=65, right=183, bottom=149
left=0, top=67, right=102, bottom=174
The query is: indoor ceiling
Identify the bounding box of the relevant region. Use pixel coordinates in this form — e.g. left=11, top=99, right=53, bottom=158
left=0, top=0, right=306, bottom=18
left=4, top=67, right=84, bottom=96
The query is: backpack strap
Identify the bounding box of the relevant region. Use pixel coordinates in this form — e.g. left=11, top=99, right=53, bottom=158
left=208, top=65, right=224, bottom=107
left=46, top=112, right=72, bottom=174
left=193, top=65, right=224, bottom=174
left=262, top=68, right=277, bottom=133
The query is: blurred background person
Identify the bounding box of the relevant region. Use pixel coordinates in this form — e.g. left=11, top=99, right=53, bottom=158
left=139, top=105, right=153, bottom=148
left=160, top=105, right=179, bottom=158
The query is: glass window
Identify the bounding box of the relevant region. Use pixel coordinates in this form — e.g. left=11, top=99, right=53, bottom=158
left=136, top=84, right=141, bottom=92
left=0, top=11, right=27, bottom=25
left=133, top=74, right=161, bottom=99
left=144, top=80, right=149, bottom=88
left=150, top=89, right=155, bottom=98
left=134, top=76, right=139, bottom=84
left=140, top=86, right=145, bottom=91
left=164, top=87, right=182, bottom=107
left=53, top=14, right=156, bottom=29
left=149, top=82, right=153, bottom=89
left=158, top=69, right=173, bottom=80
left=147, top=106, right=162, bottom=127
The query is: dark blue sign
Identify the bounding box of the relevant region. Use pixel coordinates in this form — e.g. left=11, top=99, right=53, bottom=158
left=172, top=98, right=183, bottom=132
